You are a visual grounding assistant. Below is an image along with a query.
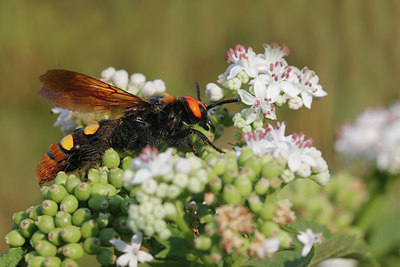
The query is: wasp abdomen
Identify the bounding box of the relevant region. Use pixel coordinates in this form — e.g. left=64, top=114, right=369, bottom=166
left=36, top=122, right=103, bottom=185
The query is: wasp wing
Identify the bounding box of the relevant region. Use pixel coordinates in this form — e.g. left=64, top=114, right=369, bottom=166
left=39, top=69, right=152, bottom=116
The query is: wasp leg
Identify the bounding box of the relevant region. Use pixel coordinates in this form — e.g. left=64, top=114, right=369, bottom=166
left=187, top=129, right=224, bottom=153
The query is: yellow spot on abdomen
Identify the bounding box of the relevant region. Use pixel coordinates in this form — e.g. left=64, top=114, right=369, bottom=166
left=59, top=134, right=74, bottom=151
left=84, top=123, right=100, bottom=135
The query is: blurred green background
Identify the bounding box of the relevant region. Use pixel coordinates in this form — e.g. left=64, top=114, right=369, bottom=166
left=0, top=0, right=398, bottom=258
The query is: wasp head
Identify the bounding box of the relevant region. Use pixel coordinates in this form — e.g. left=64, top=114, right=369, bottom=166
left=180, top=96, right=215, bottom=132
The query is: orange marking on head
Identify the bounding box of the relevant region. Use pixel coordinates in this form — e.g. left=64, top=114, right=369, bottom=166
left=59, top=134, right=74, bottom=151
left=84, top=123, right=100, bottom=135
left=183, top=96, right=206, bottom=119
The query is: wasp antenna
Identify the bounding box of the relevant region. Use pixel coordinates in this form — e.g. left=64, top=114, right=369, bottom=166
left=195, top=82, right=201, bottom=101
left=206, top=98, right=240, bottom=110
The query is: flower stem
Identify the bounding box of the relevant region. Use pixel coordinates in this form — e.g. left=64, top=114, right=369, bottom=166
left=174, top=200, right=193, bottom=242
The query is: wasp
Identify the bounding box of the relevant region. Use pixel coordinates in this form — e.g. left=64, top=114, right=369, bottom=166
left=36, top=70, right=239, bottom=185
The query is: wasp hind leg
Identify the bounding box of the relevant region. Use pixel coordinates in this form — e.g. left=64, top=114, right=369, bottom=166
left=176, top=128, right=224, bottom=153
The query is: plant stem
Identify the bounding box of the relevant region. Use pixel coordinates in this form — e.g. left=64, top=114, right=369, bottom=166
left=174, top=200, right=193, bottom=242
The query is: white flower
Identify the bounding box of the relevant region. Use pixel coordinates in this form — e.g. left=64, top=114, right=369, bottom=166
left=51, top=107, right=77, bottom=133
left=130, top=147, right=173, bottom=185
left=141, top=79, right=166, bottom=96
left=238, top=78, right=277, bottom=124
left=101, top=67, right=116, bottom=81
left=224, top=45, right=267, bottom=80
left=257, top=237, right=280, bottom=259
left=110, top=232, right=154, bottom=267
left=205, top=83, right=224, bottom=101
left=262, top=43, right=290, bottom=65
left=112, top=69, right=129, bottom=89
left=286, top=133, right=316, bottom=174
left=297, top=229, right=323, bottom=257
left=294, top=67, right=327, bottom=109
left=288, top=97, right=304, bottom=110
left=128, top=73, right=146, bottom=94
left=242, top=130, right=270, bottom=156
left=257, top=63, right=299, bottom=102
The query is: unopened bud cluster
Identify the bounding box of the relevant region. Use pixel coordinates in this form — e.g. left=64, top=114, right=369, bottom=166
left=5, top=148, right=140, bottom=266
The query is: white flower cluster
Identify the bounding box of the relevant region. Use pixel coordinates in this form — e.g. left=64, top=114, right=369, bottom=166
left=335, top=103, right=400, bottom=174
left=242, top=122, right=329, bottom=184
left=122, top=147, right=208, bottom=239
left=212, top=43, right=327, bottom=126
left=101, top=67, right=166, bottom=96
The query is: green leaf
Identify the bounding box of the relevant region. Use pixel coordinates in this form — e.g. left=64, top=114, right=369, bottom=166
left=0, top=247, right=26, bottom=267
left=241, top=249, right=313, bottom=267
left=285, top=219, right=332, bottom=238
left=311, top=233, right=378, bottom=266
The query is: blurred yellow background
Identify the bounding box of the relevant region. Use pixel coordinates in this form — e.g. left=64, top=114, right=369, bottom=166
left=0, top=0, right=399, bottom=257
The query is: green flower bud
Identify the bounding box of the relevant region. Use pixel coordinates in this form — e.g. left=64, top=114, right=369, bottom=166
left=88, top=195, right=109, bottom=211
left=108, top=167, right=124, bottom=189
left=60, top=258, right=79, bottom=267
left=281, top=169, right=295, bottom=183
left=313, top=170, right=330, bottom=186
left=87, top=168, right=99, bottom=183
left=248, top=195, right=263, bottom=213
left=116, top=215, right=130, bottom=233
left=74, top=182, right=92, bottom=201
left=41, top=200, right=58, bottom=216
left=12, top=211, right=28, bottom=226
left=163, top=202, right=177, bottom=218
left=5, top=230, right=25, bottom=247
left=239, top=166, right=257, bottom=182
left=204, top=222, right=217, bottom=236
left=19, top=218, right=37, bottom=238
left=212, top=158, right=227, bottom=175
left=41, top=186, right=51, bottom=200
left=144, top=225, right=155, bottom=236
left=83, top=237, right=101, bottom=254
left=27, top=205, right=43, bottom=220
left=261, top=221, right=280, bottom=237
left=233, top=176, right=253, bottom=197
left=167, top=185, right=181, bottom=199
left=278, top=230, right=293, bottom=248
left=120, top=198, right=135, bottom=214
left=30, top=230, right=46, bottom=247
left=55, top=211, right=72, bottom=228
left=104, top=184, right=117, bottom=196
left=210, top=177, right=222, bottom=193
left=194, top=236, right=212, bottom=251
left=238, top=147, right=255, bottom=165
left=24, top=251, right=39, bottom=263
left=98, top=170, right=109, bottom=184
left=35, top=215, right=55, bottom=234
left=108, top=194, right=123, bottom=214
left=102, top=148, right=120, bottom=169
left=188, top=177, right=204, bottom=193
left=261, top=158, right=286, bottom=178
left=222, top=184, right=241, bottom=204
left=48, top=227, right=64, bottom=246
left=173, top=173, right=189, bottom=188
left=81, top=219, right=99, bottom=238
left=159, top=228, right=172, bottom=240
left=61, top=243, right=84, bottom=260
left=48, top=184, right=68, bottom=203
left=255, top=178, right=270, bottom=196
left=155, top=182, right=168, bottom=198
left=28, top=256, right=45, bottom=267
left=99, top=228, right=120, bottom=247
left=122, top=156, right=134, bottom=170
left=71, top=208, right=92, bottom=226
left=61, top=225, right=82, bottom=243
left=222, top=169, right=239, bottom=184
left=54, top=171, right=68, bottom=186
left=96, top=248, right=117, bottom=266
left=270, top=177, right=282, bottom=189
left=35, top=240, right=57, bottom=257
left=96, top=212, right=113, bottom=229
left=42, top=256, right=62, bottom=267
left=91, top=183, right=109, bottom=196
left=65, top=175, right=81, bottom=193
left=259, top=203, right=276, bottom=221
left=242, top=157, right=262, bottom=177
left=60, top=195, right=79, bottom=214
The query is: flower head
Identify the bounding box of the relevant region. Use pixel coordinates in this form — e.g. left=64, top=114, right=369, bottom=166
left=297, top=229, right=323, bottom=257
left=294, top=67, right=327, bottom=109
left=110, top=232, right=154, bottom=267
left=130, top=147, right=173, bottom=185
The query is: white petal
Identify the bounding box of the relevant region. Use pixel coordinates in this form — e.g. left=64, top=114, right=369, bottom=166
left=238, top=89, right=256, bottom=105
left=117, top=253, right=136, bottom=267
left=110, top=239, right=130, bottom=253
left=131, top=169, right=152, bottom=184
left=227, top=65, right=244, bottom=80
left=280, top=81, right=299, bottom=98
left=245, top=107, right=260, bottom=124
left=131, top=232, right=143, bottom=251
left=301, top=243, right=313, bottom=257
left=137, top=250, right=154, bottom=262
left=253, top=78, right=268, bottom=99
left=266, top=84, right=280, bottom=103
left=288, top=153, right=301, bottom=172
left=301, top=92, right=313, bottom=109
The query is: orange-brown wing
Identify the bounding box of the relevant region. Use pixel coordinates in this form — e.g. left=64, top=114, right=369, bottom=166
left=39, top=69, right=152, bottom=116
